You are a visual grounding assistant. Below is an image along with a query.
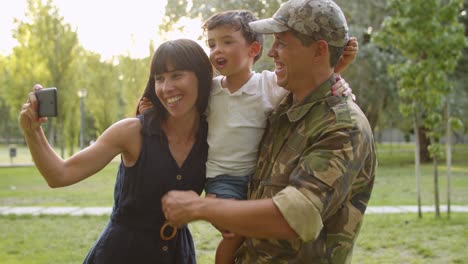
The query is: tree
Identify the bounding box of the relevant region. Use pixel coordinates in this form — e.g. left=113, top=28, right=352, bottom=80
left=452, top=0, right=468, bottom=139
left=115, top=53, right=151, bottom=119
left=0, top=0, right=155, bottom=155
left=445, top=0, right=468, bottom=217
left=11, top=0, right=80, bottom=157
left=161, top=0, right=282, bottom=34
left=334, top=0, right=388, bottom=31
left=342, top=41, right=401, bottom=135
left=374, top=0, right=466, bottom=218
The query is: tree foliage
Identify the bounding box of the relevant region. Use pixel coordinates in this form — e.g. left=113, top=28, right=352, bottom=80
left=0, top=0, right=150, bottom=153
left=374, top=0, right=466, bottom=153
left=7, top=0, right=80, bottom=154
left=161, top=0, right=283, bottom=34
left=334, top=0, right=388, bottom=31
left=343, top=42, right=402, bottom=135
left=451, top=0, right=468, bottom=138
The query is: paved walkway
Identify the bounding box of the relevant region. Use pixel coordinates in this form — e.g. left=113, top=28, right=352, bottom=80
left=1, top=205, right=468, bottom=216
left=0, top=162, right=35, bottom=168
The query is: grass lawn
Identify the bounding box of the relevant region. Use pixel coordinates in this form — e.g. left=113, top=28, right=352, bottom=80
left=0, top=143, right=467, bottom=263
left=1, top=213, right=467, bottom=263
left=1, top=144, right=467, bottom=207
left=0, top=165, right=117, bottom=206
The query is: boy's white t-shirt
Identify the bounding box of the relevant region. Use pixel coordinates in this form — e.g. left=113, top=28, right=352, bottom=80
left=205, top=70, right=288, bottom=179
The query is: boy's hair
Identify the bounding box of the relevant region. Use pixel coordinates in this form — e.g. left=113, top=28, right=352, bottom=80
left=202, top=10, right=264, bottom=63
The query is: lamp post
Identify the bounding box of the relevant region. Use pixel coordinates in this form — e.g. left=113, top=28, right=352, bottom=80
left=77, top=88, right=88, bottom=150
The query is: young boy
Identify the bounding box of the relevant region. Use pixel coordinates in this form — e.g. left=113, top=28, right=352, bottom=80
left=140, top=10, right=358, bottom=264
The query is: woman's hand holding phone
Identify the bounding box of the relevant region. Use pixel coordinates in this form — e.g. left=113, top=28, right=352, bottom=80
left=19, top=84, right=56, bottom=134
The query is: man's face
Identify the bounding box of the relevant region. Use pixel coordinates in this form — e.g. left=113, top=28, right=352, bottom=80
left=267, top=31, right=317, bottom=93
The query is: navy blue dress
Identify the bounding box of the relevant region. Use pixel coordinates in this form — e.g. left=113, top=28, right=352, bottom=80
left=83, top=114, right=208, bottom=264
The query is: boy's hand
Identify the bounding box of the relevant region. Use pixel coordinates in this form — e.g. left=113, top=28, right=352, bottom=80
left=334, top=37, right=359, bottom=73
left=138, top=97, right=154, bottom=114
left=332, top=75, right=356, bottom=102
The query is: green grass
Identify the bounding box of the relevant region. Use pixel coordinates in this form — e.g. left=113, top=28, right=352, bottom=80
left=0, top=143, right=467, bottom=263
left=370, top=143, right=468, bottom=206
left=0, top=215, right=219, bottom=264
left=0, top=144, right=121, bottom=166
left=1, top=214, right=467, bottom=263
left=353, top=213, right=468, bottom=264
left=0, top=144, right=35, bottom=164
left=1, top=144, right=467, bottom=207
left=370, top=163, right=468, bottom=206
left=0, top=165, right=116, bottom=206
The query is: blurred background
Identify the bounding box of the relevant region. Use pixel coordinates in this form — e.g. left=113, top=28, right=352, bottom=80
left=0, top=0, right=467, bottom=159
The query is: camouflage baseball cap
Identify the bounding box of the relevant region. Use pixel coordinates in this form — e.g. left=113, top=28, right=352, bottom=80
left=249, top=0, right=349, bottom=47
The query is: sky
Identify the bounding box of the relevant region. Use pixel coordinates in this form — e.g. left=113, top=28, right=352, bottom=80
left=0, top=0, right=204, bottom=60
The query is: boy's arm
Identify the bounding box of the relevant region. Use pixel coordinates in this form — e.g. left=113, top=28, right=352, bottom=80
left=334, top=37, right=359, bottom=73
left=137, top=97, right=153, bottom=114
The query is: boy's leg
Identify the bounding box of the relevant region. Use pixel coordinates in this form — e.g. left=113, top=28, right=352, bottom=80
left=216, top=236, right=245, bottom=264
left=206, top=194, right=243, bottom=264
left=205, top=175, right=250, bottom=264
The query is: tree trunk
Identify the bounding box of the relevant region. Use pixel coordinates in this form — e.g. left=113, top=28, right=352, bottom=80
left=433, top=155, right=440, bottom=218
left=47, top=121, right=54, bottom=148
left=446, top=102, right=452, bottom=219
left=418, top=126, right=432, bottom=163
left=59, top=120, right=65, bottom=158
left=413, top=116, right=422, bottom=218
left=366, top=108, right=380, bottom=134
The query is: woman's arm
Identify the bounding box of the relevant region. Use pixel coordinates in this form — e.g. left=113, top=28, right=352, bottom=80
left=19, top=85, right=141, bottom=187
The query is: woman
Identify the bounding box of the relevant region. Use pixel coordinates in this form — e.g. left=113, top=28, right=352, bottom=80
left=19, top=39, right=213, bottom=263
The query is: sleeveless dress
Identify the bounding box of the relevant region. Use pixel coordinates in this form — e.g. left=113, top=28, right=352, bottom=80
left=83, top=114, right=208, bottom=264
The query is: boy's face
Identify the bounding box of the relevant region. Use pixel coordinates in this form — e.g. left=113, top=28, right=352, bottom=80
left=206, top=25, right=255, bottom=76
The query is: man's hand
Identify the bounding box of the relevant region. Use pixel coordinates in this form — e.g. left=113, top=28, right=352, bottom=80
left=334, top=37, right=359, bottom=73
left=161, top=190, right=201, bottom=227
left=138, top=96, right=154, bottom=114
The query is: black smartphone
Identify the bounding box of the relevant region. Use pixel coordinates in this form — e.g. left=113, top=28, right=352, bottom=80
left=35, top=87, right=58, bottom=117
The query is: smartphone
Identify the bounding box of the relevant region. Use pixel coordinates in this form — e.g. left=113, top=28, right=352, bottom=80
left=35, top=87, right=58, bottom=117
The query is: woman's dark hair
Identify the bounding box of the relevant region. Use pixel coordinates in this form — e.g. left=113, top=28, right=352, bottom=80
left=202, top=10, right=264, bottom=63
left=138, top=39, right=213, bottom=132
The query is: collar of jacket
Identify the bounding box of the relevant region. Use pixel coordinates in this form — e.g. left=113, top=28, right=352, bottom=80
left=277, top=74, right=337, bottom=122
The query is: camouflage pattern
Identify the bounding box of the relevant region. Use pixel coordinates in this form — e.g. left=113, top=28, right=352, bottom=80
left=235, top=75, right=377, bottom=264
left=249, top=0, right=349, bottom=47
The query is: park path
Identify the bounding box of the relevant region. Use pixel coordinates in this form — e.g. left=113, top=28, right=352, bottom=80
left=1, top=205, right=468, bottom=216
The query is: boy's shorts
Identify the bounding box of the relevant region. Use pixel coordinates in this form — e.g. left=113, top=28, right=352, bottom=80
left=205, top=174, right=250, bottom=200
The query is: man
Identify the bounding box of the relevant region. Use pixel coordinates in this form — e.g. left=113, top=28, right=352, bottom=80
left=162, top=0, right=377, bottom=263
